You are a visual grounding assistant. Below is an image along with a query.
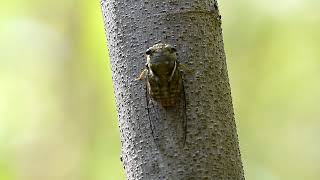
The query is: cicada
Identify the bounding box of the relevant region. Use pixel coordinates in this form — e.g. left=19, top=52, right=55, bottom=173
left=137, top=43, right=188, bottom=146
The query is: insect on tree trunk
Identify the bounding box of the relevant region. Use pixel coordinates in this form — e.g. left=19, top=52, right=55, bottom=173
left=101, top=0, right=245, bottom=179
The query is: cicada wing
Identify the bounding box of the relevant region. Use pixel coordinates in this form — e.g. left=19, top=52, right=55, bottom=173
left=145, top=79, right=163, bottom=145
left=146, top=73, right=188, bottom=149
left=170, top=72, right=187, bottom=147
left=180, top=79, right=187, bottom=146
left=145, top=82, right=154, bottom=141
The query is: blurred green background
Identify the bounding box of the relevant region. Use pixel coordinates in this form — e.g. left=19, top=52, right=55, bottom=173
left=0, top=0, right=319, bottom=180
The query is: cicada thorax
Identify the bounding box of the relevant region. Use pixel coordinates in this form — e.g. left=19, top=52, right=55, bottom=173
left=147, top=62, right=183, bottom=107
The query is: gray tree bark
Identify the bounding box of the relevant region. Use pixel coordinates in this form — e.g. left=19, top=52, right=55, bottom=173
left=101, top=0, right=245, bottom=179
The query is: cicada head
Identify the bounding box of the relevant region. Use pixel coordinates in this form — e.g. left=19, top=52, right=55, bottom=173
left=145, top=43, right=177, bottom=77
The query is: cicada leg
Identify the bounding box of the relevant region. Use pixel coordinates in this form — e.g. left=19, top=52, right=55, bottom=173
left=136, top=69, right=148, bottom=81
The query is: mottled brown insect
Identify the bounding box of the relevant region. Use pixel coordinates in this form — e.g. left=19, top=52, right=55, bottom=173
left=137, top=43, right=188, bottom=146
left=136, top=43, right=184, bottom=107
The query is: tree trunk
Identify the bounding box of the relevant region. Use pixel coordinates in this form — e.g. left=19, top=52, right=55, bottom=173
left=101, top=0, right=245, bottom=179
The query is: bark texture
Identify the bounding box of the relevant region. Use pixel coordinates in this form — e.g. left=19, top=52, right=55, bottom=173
left=101, top=0, right=244, bottom=179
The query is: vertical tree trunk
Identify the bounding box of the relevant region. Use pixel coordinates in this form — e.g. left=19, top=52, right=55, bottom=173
left=101, top=0, right=244, bottom=179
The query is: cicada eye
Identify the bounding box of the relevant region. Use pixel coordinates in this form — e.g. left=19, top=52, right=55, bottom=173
left=171, top=47, right=177, bottom=53
left=146, top=48, right=152, bottom=55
